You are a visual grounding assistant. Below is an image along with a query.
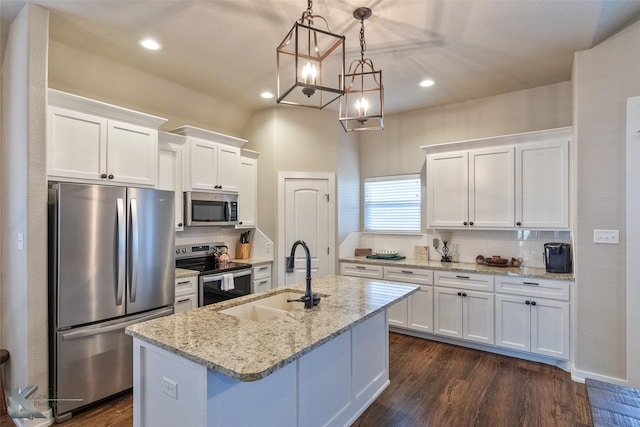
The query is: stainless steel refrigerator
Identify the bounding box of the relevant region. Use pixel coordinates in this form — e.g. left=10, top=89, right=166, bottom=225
left=48, top=182, right=175, bottom=421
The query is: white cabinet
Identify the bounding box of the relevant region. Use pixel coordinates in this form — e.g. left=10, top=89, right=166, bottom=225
left=433, top=272, right=494, bottom=345
left=383, top=266, right=434, bottom=332
left=172, top=126, right=245, bottom=193
left=516, top=138, right=569, bottom=228
left=47, top=90, right=165, bottom=187
left=174, top=275, right=198, bottom=313
left=252, top=263, right=272, bottom=294
left=424, top=127, right=571, bottom=230
left=158, top=132, right=185, bottom=231
left=340, top=263, right=383, bottom=279
left=237, top=150, right=259, bottom=228
left=427, top=147, right=514, bottom=229
left=495, top=276, right=570, bottom=359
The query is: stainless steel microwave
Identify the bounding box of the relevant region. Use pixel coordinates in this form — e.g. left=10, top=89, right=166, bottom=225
left=184, top=192, right=238, bottom=226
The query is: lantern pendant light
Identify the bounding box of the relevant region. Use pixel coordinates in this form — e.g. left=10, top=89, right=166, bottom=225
left=339, top=7, right=384, bottom=131
left=276, top=0, right=346, bottom=109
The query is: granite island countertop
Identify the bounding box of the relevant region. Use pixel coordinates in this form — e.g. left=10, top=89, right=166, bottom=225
left=126, top=275, right=417, bottom=382
left=340, top=256, right=574, bottom=281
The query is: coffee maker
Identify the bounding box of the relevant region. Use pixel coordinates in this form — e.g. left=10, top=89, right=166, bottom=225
left=544, top=243, right=572, bottom=273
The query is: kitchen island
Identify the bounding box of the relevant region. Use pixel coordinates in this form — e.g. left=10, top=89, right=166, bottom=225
left=126, top=275, right=417, bottom=427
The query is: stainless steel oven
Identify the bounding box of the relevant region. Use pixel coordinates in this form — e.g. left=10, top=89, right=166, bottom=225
left=199, top=268, right=252, bottom=306
left=175, top=242, right=252, bottom=307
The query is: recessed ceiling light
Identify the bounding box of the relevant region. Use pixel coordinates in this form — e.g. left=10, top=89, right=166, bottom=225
left=260, top=92, right=274, bottom=99
left=138, top=38, right=162, bottom=50
left=419, top=79, right=435, bottom=88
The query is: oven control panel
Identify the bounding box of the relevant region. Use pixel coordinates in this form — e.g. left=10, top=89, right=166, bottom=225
left=175, top=242, right=226, bottom=259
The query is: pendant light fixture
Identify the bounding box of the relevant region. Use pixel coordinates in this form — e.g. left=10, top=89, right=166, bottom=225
left=339, top=7, right=384, bottom=131
left=276, top=0, right=345, bottom=109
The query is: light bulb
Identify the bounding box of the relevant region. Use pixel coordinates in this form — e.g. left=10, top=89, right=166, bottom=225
left=301, top=62, right=317, bottom=97
left=355, top=97, right=369, bottom=124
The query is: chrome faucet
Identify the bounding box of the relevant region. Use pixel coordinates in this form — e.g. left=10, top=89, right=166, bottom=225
left=286, top=240, right=321, bottom=309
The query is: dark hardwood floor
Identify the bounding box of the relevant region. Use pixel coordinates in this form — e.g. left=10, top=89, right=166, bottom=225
left=55, top=333, right=592, bottom=426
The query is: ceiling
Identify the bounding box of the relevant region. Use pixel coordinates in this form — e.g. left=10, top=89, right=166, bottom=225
left=4, top=0, right=640, bottom=115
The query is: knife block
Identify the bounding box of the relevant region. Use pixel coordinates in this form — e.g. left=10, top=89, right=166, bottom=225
left=236, top=243, right=251, bottom=259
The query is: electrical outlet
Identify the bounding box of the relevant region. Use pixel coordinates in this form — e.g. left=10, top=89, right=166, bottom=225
left=162, top=377, right=178, bottom=399
left=593, top=229, right=619, bottom=244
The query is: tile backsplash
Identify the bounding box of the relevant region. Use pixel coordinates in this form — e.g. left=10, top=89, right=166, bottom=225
left=339, top=230, right=572, bottom=269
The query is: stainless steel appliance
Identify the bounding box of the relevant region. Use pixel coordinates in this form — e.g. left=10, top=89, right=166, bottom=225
left=48, top=182, right=175, bottom=421
left=544, top=242, right=572, bottom=273
left=175, top=242, right=252, bottom=306
left=184, top=191, right=238, bottom=226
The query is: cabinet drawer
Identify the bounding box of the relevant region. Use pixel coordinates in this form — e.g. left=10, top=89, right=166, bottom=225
left=174, top=295, right=198, bottom=313
left=434, top=271, right=494, bottom=292
left=253, top=277, right=271, bottom=294
left=340, top=263, right=383, bottom=279
left=384, top=267, right=433, bottom=285
left=253, top=263, right=272, bottom=280
left=495, top=276, right=570, bottom=301
left=175, top=276, right=198, bottom=297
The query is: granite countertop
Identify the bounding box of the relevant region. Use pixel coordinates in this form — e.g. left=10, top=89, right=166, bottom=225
left=175, top=268, right=199, bottom=278
left=340, top=256, right=574, bottom=281
left=126, top=275, right=417, bottom=382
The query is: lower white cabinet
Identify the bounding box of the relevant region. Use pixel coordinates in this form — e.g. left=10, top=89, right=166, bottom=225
left=433, top=287, right=494, bottom=345
left=383, top=266, right=434, bottom=333
left=252, top=263, right=272, bottom=294
left=340, top=263, right=383, bottom=279
left=175, top=275, right=198, bottom=313
left=340, top=261, right=571, bottom=362
left=495, top=276, right=570, bottom=360
left=433, top=271, right=494, bottom=345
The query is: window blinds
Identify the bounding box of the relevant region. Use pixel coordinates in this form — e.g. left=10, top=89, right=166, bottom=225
left=364, top=174, right=421, bottom=232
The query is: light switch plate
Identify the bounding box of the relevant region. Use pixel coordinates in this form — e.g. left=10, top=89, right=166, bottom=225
left=593, top=229, right=619, bottom=244
left=162, top=377, right=178, bottom=399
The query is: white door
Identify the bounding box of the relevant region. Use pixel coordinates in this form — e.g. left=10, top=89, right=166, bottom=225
left=462, top=290, right=495, bottom=345
left=433, top=287, right=463, bottom=338
left=426, top=151, right=469, bottom=228
left=279, top=174, right=335, bottom=286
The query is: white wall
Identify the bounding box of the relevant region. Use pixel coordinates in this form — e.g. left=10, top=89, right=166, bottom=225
left=1, top=1, right=49, bottom=405
left=573, top=18, right=640, bottom=385
left=48, top=40, right=251, bottom=137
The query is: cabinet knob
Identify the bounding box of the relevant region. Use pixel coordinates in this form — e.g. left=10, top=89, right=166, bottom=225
left=108, top=174, right=114, bottom=180
left=457, top=292, right=462, bottom=296
left=516, top=221, right=522, bottom=226
left=531, top=301, right=537, bottom=306
left=463, top=221, right=468, bottom=226
left=101, top=173, right=107, bottom=179
left=469, top=221, right=474, bottom=226
left=177, top=223, right=183, bottom=227
left=462, top=292, right=467, bottom=297
left=525, top=300, right=530, bottom=305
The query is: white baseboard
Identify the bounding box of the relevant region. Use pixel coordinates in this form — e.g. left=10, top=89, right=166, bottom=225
left=571, top=368, right=627, bottom=386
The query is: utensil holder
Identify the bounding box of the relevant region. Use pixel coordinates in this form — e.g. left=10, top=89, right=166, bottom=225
left=236, top=243, right=251, bottom=259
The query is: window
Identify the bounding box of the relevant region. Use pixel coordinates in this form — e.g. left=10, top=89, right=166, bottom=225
left=364, top=174, right=421, bottom=233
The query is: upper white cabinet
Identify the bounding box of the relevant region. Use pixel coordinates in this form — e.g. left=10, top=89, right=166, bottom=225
left=158, top=132, right=186, bottom=231
left=423, top=127, right=571, bottom=230
left=427, top=146, right=514, bottom=228
left=172, top=126, right=245, bottom=193
left=237, top=150, right=259, bottom=228
left=516, top=137, right=569, bottom=228
left=47, top=89, right=166, bottom=187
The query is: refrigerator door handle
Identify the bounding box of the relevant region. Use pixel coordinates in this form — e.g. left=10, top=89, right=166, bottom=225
left=116, top=198, right=126, bottom=306
left=60, top=308, right=173, bottom=341
left=130, top=198, right=139, bottom=302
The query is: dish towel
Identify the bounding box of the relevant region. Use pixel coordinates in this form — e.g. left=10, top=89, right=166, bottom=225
left=222, top=273, right=235, bottom=291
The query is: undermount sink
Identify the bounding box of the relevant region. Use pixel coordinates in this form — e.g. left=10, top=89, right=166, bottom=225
left=219, top=291, right=307, bottom=321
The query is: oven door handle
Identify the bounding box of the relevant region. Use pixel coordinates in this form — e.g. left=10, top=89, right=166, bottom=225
left=201, top=269, right=251, bottom=283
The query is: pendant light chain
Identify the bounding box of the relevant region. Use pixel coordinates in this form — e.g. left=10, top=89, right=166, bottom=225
left=359, top=18, right=366, bottom=62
